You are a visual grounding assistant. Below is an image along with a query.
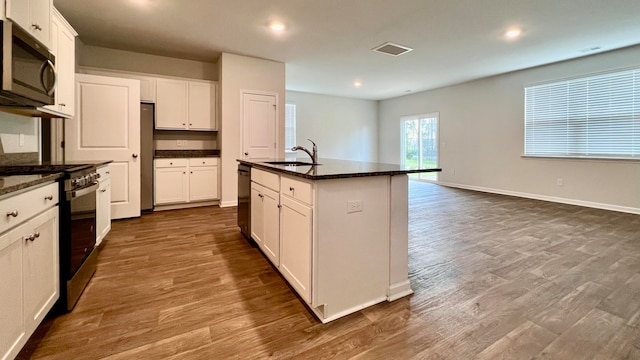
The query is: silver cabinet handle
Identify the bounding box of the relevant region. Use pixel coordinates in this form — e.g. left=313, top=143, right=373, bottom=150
left=45, top=195, right=53, bottom=201
left=6, top=211, right=18, bottom=217
left=100, top=189, right=107, bottom=193
left=132, top=154, right=139, bottom=158
left=26, top=234, right=35, bottom=242
left=258, top=193, right=264, bottom=198
left=34, top=232, right=40, bottom=238
left=32, top=23, right=42, bottom=31
left=289, top=187, right=295, bottom=192
left=60, top=103, right=66, bottom=107
left=244, top=152, right=249, bottom=156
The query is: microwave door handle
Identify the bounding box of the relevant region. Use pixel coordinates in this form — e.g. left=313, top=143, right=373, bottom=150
left=40, top=59, right=57, bottom=95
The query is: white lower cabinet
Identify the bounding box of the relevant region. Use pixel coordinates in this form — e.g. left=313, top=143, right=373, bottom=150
left=279, top=194, right=312, bottom=303
left=251, top=169, right=313, bottom=301
left=154, top=159, right=188, bottom=205
left=188, top=158, right=218, bottom=201
left=96, top=165, right=112, bottom=246
left=250, top=182, right=280, bottom=266
left=154, top=158, right=219, bottom=206
left=0, top=182, right=59, bottom=360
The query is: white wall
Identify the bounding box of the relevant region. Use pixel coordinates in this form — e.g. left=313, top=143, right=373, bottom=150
left=219, top=53, right=286, bottom=207
left=379, top=45, right=640, bottom=214
left=286, top=91, right=378, bottom=162
left=78, top=44, right=218, bottom=80
left=0, top=113, right=40, bottom=153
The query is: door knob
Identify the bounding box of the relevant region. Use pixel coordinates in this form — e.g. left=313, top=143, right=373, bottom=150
left=132, top=153, right=139, bottom=158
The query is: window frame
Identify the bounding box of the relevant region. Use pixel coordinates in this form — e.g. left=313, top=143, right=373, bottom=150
left=523, top=66, right=640, bottom=161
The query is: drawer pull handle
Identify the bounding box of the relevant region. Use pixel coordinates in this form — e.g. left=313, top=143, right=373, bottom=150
left=34, top=232, right=40, bottom=238
left=289, top=187, right=295, bottom=192
left=100, top=189, right=107, bottom=193
left=170, top=162, right=173, bottom=165
left=258, top=194, right=264, bottom=198
left=31, top=23, right=42, bottom=31
left=106, top=171, right=110, bottom=174
left=6, top=211, right=18, bottom=218
left=45, top=195, right=54, bottom=201
left=26, top=234, right=35, bottom=242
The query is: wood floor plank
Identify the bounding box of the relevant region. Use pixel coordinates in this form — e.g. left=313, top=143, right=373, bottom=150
left=17, top=182, right=640, bottom=359
left=475, top=321, right=557, bottom=360
left=535, top=308, right=626, bottom=359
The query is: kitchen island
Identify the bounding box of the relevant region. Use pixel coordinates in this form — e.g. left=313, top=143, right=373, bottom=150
left=238, top=158, right=441, bottom=323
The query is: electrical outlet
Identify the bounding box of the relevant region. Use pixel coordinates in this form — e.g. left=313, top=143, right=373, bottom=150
left=557, top=178, right=564, bottom=186
left=347, top=200, right=363, bottom=213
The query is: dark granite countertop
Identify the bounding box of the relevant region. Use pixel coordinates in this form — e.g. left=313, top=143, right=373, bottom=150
left=238, top=158, right=442, bottom=180
left=155, top=150, right=220, bottom=158
left=0, top=174, right=62, bottom=197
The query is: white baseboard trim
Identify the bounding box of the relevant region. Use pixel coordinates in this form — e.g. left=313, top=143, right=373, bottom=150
left=387, top=280, right=414, bottom=301
left=312, top=296, right=388, bottom=323
left=437, top=181, right=640, bottom=215
left=219, top=200, right=238, bottom=208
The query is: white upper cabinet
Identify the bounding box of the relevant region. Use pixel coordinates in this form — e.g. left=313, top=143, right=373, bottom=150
left=43, top=8, right=77, bottom=118
left=6, top=0, right=52, bottom=47
left=156, top=78, right=188, bottom=129
left=188, top=81, right=217, bottom=130
left=156, top=79, right=217, bottom=131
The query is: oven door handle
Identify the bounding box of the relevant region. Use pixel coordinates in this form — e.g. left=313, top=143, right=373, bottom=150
left=68, top=183, right=99, bottom=200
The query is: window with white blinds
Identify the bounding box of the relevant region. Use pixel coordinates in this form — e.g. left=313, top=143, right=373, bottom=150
left=285, top=103, right=297, bottom=152
left=524, top=67, right=640, bottom=159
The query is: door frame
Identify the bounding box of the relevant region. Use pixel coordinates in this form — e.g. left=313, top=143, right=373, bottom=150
left=240, top=89, right=280, bottom=159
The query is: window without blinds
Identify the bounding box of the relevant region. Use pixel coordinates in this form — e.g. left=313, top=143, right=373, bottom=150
left=524, top=67, right=640, bottom=159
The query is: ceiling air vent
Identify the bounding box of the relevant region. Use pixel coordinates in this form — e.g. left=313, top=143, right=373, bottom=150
left=372, top=42, right=413, bottom=56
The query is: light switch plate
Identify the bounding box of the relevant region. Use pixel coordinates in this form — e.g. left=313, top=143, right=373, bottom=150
left=347, top=200, right=363, bottom=213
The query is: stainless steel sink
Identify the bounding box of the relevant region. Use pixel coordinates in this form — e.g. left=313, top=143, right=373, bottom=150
left=263, top=161, right=317, bottom=166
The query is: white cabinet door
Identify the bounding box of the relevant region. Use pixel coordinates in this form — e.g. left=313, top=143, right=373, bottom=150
left=155, top=166, right=188, bottom=205
left=189, top=166, right=218, bottom=201
left=96, top=166, right=111, bottom=246
left=188, top=82, right=216, bottom=130
left=44, top=9, right=76, bottom=117
left=241, top=92, right=277, bottom=159
left=156, top=78, right=188, bottom=129
left=261, top=186, right=280, bottom=266
left=250, top=183, right=265, bottom=247
left=67, top=74, right=141, bottom=219
left=279, top=195, right=313, bottom=303
left=6, top=0, right=51, bottom=47
left=22, top=207, right=58, bottom=336
left=0, top=230, right=25, bottom=360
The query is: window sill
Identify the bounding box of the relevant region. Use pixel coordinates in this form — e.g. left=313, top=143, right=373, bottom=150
left=521, top=155, right=639, bottom=162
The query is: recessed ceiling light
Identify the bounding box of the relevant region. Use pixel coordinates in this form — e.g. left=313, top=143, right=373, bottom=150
left=354, top=81, right=362, bottom=88
left=504, top=28, right=522, bottom=40
left=270, top=21, right=286, bottom=32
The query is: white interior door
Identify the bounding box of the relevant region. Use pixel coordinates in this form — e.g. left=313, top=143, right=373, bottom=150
left=66, top=74, right=141, bottom=219
left=242, top=92, right=277, bottom=159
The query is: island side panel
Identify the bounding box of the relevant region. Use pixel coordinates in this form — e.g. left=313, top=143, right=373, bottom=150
left=388, top=174, right=413, bottom=300
left=313, top=176, right=390, bottom=321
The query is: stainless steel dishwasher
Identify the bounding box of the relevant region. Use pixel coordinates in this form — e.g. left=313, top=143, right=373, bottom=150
left=237, top=163, right=251, bottom=240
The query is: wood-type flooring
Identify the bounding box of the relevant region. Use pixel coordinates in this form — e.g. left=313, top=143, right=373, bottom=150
left=19, top=181, right=640, bottom=359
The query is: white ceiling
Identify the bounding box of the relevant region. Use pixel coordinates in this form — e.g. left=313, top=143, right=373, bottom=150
left=53, top=0, right=640, bottom=100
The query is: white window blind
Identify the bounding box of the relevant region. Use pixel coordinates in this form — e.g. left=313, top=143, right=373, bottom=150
left=524, top=67, right=640, bottom=159
left=285, top=103, right=296, bottom=151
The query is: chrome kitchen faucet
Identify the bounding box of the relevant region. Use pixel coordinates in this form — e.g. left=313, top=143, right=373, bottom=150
left=291, top=139, right=318, bottom=164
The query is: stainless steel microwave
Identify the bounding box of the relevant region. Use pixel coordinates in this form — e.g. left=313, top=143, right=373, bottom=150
left=0, top=20, right=56, bottom=107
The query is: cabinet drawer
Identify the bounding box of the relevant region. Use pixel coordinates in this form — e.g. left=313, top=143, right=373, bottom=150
left=281, top=176, right=312, bottom=205
left=97, top=164, right=111, bottom=180
left=189, top=157, right=218, bottom=167
left=0, top=182, right=58, bottom=235
left=252, top=168, right=279, bottom=191
left=155, top=158, right=188, bottom=168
